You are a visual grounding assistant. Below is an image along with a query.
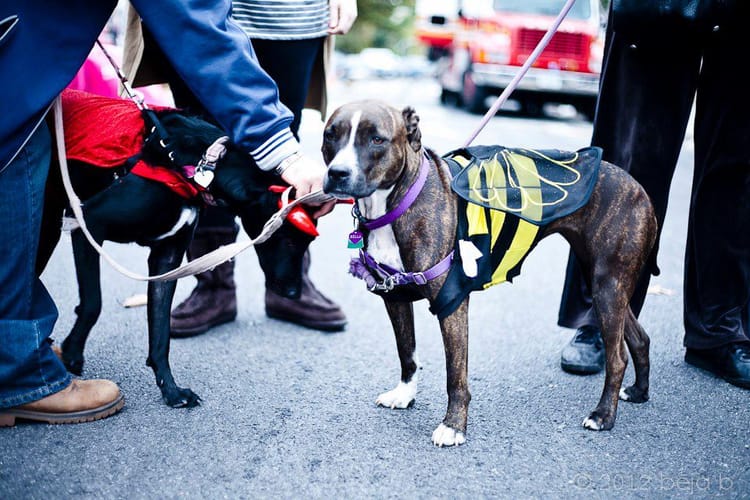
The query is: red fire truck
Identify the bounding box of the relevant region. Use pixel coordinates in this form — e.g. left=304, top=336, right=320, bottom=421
left=416, top=0, right=604, bottom=118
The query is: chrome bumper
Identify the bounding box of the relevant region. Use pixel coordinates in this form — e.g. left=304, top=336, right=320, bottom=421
left=472, top=64, right=599, bottom=96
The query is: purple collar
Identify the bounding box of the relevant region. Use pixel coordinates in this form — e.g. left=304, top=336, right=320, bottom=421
left=347, top=151, right=455, bottom=291
left=356, top=152, right=430, bottom=230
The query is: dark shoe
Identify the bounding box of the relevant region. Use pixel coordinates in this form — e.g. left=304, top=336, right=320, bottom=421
left=561, top=325, right=605, bottom=375
left=170, top=226, right=238, bottom=338
left=265, top=256, right=346, bottom=332
left=685, top=342, right=750, bottom=389
left=0, top=379, right=124, bottom=426
left=171, top=285, right=237, bottom=338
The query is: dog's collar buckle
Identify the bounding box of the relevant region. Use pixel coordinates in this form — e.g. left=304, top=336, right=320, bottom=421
left=412, top=272, right=428, bottom=285
left=369, top=275, right=397, bottom=292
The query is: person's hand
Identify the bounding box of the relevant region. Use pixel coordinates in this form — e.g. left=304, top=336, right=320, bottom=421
left=279, top=154, right=336, bottom=218
left=328, top=0, right=358, bottom=35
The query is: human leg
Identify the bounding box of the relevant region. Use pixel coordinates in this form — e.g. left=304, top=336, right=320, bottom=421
left=683, top=18, right=750, bottom=388
left=170, top=206, right=238, bottom=337
left=0, top=124, right=122, bottom=424
left=560, top=21, right=699, bottom=372
left=252, top=38, right=346, bottom=331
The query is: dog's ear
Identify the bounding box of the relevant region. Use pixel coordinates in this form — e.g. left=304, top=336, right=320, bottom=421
left=402, top=107, right=421, bottom=152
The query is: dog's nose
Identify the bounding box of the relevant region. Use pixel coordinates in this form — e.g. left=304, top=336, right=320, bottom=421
left=327, top=165, right=351, bottom=182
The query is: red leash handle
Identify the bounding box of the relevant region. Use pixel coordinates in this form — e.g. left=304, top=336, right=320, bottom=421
left=268, top=185, right=318, bottom=237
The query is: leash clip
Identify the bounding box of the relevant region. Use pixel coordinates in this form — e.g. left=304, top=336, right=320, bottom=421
left=370, top=275, right=396, bottom=293
left=192, top=136, right=230, bottom=188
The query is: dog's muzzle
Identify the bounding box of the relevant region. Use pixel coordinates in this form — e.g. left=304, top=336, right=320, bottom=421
left=324, top=164, right=372, bottom=198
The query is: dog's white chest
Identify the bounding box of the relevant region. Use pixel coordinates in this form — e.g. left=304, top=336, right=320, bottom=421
left=359, top=189, right=404, bottom=271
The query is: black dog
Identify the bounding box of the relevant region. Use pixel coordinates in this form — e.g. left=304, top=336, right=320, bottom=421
left=322, top=101, right=657, bottom=446
left=37, top=90, right=315, bottom=408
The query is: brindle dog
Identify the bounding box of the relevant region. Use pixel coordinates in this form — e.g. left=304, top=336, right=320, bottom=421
left=322, top=101, right=657, bottom=446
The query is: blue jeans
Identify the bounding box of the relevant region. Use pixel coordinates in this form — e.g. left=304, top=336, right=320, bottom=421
left=0, top=124, right=71, bottom=408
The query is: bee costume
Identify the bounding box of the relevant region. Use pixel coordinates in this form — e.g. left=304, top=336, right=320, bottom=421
left=349, top=145, right=602, bottom=320
left=430, top=145, right=602, bottom=319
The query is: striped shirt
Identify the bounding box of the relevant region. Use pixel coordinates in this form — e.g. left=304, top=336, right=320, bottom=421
left=232, top=0, right=330, bottom=40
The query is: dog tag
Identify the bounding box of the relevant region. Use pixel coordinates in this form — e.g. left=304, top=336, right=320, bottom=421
left=193, top=169, right=214, bottom=188
left=347, top=230, right=364, bottom=249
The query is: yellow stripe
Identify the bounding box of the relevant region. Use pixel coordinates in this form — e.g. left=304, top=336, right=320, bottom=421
left=506, top=152, right=543, bottom=222
left=485, top=155, right=507, bottom=247
left=466, top=167, right=488, bottom=236
left=484, top=219, right=539, bottom=288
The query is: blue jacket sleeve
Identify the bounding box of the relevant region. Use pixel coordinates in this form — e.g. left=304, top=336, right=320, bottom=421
left=130, top=0, right=299, bottom=171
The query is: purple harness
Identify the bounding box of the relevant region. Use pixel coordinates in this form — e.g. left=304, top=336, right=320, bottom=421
left=349, top=152, right=454, bottom=292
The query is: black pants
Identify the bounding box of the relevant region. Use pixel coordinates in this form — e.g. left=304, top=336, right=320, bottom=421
left=171, top=37, right=324, bottom=228
left=558, top=11, right=750, bottom=349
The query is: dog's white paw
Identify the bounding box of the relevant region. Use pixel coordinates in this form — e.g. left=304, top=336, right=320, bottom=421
left=376, top=380, right=416, bottom=409
left=431, top=423, right=466, bottom=447
left=618, top=388, right=629, bottom=401
left=582, top=417, right=602, bottom=431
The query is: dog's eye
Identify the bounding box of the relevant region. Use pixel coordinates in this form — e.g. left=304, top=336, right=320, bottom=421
left=323, top=129, right=336, bottom=142
left=371, top=136, right=386, bottom=145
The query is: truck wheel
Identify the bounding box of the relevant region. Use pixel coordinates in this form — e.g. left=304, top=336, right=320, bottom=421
left=579, top=98, right=597, bottom=122
left=462, top=70, right=488, bottom=114
left=520, top=100, right=544, bottom=118
left=440, top=88, right=460, bottom=107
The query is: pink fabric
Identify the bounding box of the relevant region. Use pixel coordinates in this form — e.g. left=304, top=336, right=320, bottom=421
left=67, top=42, right=174, bottom=106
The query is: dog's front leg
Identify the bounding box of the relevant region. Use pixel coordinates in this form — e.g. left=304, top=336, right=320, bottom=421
left=376, top=300, right=419, bottom=409
left=146, top=241, right=201, bottom=408
left=432, top=299, right=471, bottom=447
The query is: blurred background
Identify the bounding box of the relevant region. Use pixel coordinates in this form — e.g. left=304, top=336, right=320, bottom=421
left=94, top=0, right=613, bottom=120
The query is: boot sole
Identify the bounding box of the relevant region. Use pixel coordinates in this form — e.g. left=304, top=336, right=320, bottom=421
left=685, top=351, right=750, bottom=389
left=0, top=394, right=124, bottom=427
left=170, top=312, right=237, bottom=338
left=266, top=310, right=347, bottom=332
left=561, top=360, right=604, bottom=376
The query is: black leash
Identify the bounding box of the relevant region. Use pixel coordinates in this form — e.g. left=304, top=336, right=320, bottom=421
left=95, top=40, right=179, bottom=167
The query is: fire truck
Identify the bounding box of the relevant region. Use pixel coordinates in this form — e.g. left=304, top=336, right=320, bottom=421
left=416, top=0, right=604, bottom=118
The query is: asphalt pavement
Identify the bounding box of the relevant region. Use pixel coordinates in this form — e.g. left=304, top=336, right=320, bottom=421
left=1, top=77, right=748, bottom=499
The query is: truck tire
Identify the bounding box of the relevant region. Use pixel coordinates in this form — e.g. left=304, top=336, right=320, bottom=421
left=461, top=70, right=488, bottom=114
left=578, top=97, right=597, bottom=122
left=440, top=87, right=460, bottom=107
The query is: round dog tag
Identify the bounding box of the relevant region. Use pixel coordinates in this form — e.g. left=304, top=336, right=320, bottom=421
left=193, top=169, right=214, bottom=188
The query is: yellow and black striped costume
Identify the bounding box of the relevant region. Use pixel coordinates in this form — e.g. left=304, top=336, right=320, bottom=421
left=430, top=146, right=601, bottom=319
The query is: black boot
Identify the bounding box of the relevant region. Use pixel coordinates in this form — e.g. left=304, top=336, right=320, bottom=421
left=265, top=251, right=347, bottom=332
left=560, top=325, right=605, bottom=375
left=170, top=226, right=239, bottom=338
left=685, top=341, right=750, bottom=389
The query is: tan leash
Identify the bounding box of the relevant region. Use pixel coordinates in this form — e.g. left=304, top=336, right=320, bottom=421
left=53, top=97, right=331, bottom=282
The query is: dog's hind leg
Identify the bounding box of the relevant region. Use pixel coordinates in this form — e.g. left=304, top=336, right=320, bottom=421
left=432, top=298, right=471, bottom=447
left=376, top=300, right=419, bottom=409
left=620, top=308, right=650, bottom=403
left=583, top=274, right=629, bottom=431
left=60, top=229, right=103, bottom=375
left=146, top=239, right=201, bottom=408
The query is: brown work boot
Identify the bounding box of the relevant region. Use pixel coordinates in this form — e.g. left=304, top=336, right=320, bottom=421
left=265, top=252, right=347, bottom=332
left=0, top=379, right=124, bottom=426
left=171, top=227, right=238, bottom=338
